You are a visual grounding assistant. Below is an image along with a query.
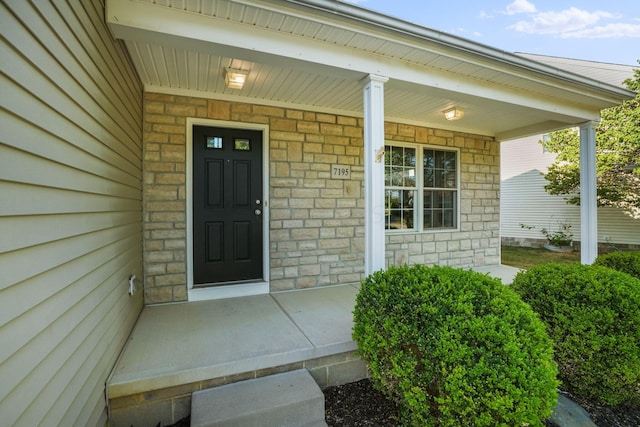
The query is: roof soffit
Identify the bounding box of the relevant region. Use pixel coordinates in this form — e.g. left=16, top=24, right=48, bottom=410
left=108, top=1, right=622, bottom=107
left=106, top=0, right=635, bottom=138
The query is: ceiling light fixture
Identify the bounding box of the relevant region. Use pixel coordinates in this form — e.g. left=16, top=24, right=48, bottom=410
left=443, top=107, right=464, bottom=121
left=224, top=68, right=248, bottom=89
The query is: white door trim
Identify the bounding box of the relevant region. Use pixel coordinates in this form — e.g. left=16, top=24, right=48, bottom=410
left=186, top=118, right=270, bottom=301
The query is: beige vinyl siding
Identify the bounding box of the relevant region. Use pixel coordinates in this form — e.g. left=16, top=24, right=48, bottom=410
left=597, top=207, right=640, bottom=247
left=501, top=137, right=640, bottom=246
left=1, top=0, right=143, bottom=426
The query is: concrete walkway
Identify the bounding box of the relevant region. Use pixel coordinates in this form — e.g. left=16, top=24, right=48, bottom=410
left=472, top=264, right=522, bottom=284
left=108, top=284, right=360, bottom=399
left=107, top=264, right=520, bottom=400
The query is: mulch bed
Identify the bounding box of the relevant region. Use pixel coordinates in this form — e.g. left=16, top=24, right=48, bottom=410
left=324, top=378, right=401, bottom=426
left=570, top=394, right=640, bottom=427
left=323, top=378, right=640, bottom=427
left=167, top=378, right=640, bottom=426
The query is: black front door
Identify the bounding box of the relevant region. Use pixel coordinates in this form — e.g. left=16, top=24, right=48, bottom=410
left=192, top=125, right=263, bottom=286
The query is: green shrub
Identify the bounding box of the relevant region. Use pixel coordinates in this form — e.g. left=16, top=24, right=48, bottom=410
left=512, top=263, right=640, bottom=405
left=353, top=265, right=559, bottom=426
left=595, top=250, right=640, bottom=280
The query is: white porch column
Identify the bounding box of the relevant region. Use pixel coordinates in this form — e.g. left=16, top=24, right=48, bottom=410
left=362, top=74, right=389, bottom=276
left=579, top=121, right=598, bottom=264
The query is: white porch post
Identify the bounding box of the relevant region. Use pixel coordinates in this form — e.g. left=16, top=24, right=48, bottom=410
left=362, top=74, right=389, bottom=276
left=579, top=121, right=598, bottom=264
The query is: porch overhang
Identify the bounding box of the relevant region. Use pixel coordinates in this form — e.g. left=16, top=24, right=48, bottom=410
left=106, top=0, right=635, bottom=276
left=105, top=0, right=634, bottom=141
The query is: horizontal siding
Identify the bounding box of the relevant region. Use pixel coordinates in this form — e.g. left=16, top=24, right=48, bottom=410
left=0, top=232, right=140, bottom=361
left=500, top=135, right=556, bottom=180
left=1, top=181, right=140, bottom=217
left=501, top=167, right=581, bottom=240
left=1, top=58, right=140, bottom=178
left=1, top=144, right=141, bottom=200
left=2, top=245, right=137, bottom=423
left=597, top=207, right=640, bottom=247
left=501, top=138, right=640, bottom=245
left=0, top=211, right=140, bottom=253
left=0, top=1, right=143, bottom=426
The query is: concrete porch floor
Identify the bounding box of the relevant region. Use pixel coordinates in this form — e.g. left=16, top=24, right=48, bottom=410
left=107, top=264, right=520, bottom=424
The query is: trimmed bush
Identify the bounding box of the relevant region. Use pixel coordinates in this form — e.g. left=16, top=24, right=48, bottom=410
left=595, top=250, right=640, bottom=280
left=512, top=263, right=640, bottom=406
left=353, top=265, right=559, bottom=426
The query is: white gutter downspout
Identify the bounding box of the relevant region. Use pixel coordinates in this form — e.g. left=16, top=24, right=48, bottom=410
left=580, top=121, right=598, bottom=264
left=363, top=74, right=388, bottom=275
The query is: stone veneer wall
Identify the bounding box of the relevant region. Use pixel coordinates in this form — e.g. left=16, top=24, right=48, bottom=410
left=383, top=122, right=501, bottom=268
left=142, top=92, right=499, bottom=304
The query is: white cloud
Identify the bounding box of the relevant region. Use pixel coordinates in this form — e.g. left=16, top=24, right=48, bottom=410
left=508, top=7, right=615, bottom=34
left=449, top=26, right=483, bottom=39
left=561, top=23, right=640, bottom=39
left=479, top=10, right=494, bottom=20
left=505, top=0, right=536, bottom=16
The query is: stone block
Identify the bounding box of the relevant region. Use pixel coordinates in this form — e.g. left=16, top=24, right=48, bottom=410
left=270, top=118, right=297, bottom=132
left=207, top=100, right=231, bottom=119
left=326, top=359, right=369, bottom=388
left=110, top=398, right=173, bottom=427
left=292, top=228, right=320, bottom=240
left=316, top=113, right=336, bottom=123
left=191, top=370, right=326, bottom=427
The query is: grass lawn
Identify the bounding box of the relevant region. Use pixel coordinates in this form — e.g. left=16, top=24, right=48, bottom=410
left=501, top=245, right=580, bottom=270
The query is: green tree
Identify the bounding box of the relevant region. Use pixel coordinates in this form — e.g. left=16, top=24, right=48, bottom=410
left=542, top=65, right=640, bottom=219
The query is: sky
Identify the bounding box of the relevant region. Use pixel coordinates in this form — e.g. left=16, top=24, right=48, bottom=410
left=344, top=0, right=640, bottom=66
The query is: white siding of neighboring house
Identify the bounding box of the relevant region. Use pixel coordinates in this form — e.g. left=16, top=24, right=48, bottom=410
left=1, top=1, right=143, bottom=426
left=500, top=135, right=640, bottom=248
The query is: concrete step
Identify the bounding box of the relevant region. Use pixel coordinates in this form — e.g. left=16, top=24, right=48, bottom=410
left=190, top=369, right=327, bottom=427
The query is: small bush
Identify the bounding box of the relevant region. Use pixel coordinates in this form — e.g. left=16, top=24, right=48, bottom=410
left=353, top=265, right=559, bottom=426
left=595, top=250, right=640, bottom=280
left=512, top=263, right=640, bottom=406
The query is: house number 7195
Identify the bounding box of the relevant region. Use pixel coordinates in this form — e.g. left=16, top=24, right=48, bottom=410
left=331, top=164, right=351, bottom=180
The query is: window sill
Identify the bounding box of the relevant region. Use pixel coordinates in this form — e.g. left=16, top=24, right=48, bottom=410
left=385, top=228, right=459, bottom=235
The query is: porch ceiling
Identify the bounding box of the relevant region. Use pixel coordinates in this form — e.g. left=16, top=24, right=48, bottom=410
left=106, top=0, right=634, bottom=140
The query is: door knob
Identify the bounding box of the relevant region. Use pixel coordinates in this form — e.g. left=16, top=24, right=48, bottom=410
left=255, top=209, right=262, bottom=215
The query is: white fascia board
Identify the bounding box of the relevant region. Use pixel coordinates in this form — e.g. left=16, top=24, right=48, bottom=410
left=106, top=0, right=611, bottom=120
left=281, top=0, right=634, bottom=101
left=495, top=120, right=587, bottom=142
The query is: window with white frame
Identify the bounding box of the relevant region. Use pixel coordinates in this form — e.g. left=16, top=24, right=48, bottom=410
left=542, top=134, right=550, bottom=153
left=384, top=143, right=458, bottom=231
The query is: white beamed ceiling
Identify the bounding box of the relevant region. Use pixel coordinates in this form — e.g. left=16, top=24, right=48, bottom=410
left=109, top=0, right=634, bottom=140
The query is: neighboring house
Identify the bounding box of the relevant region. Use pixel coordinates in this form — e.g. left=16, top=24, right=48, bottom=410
left=1, top=1, right=634, bottom=426
left=501, top=55, right=640, bottom=252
